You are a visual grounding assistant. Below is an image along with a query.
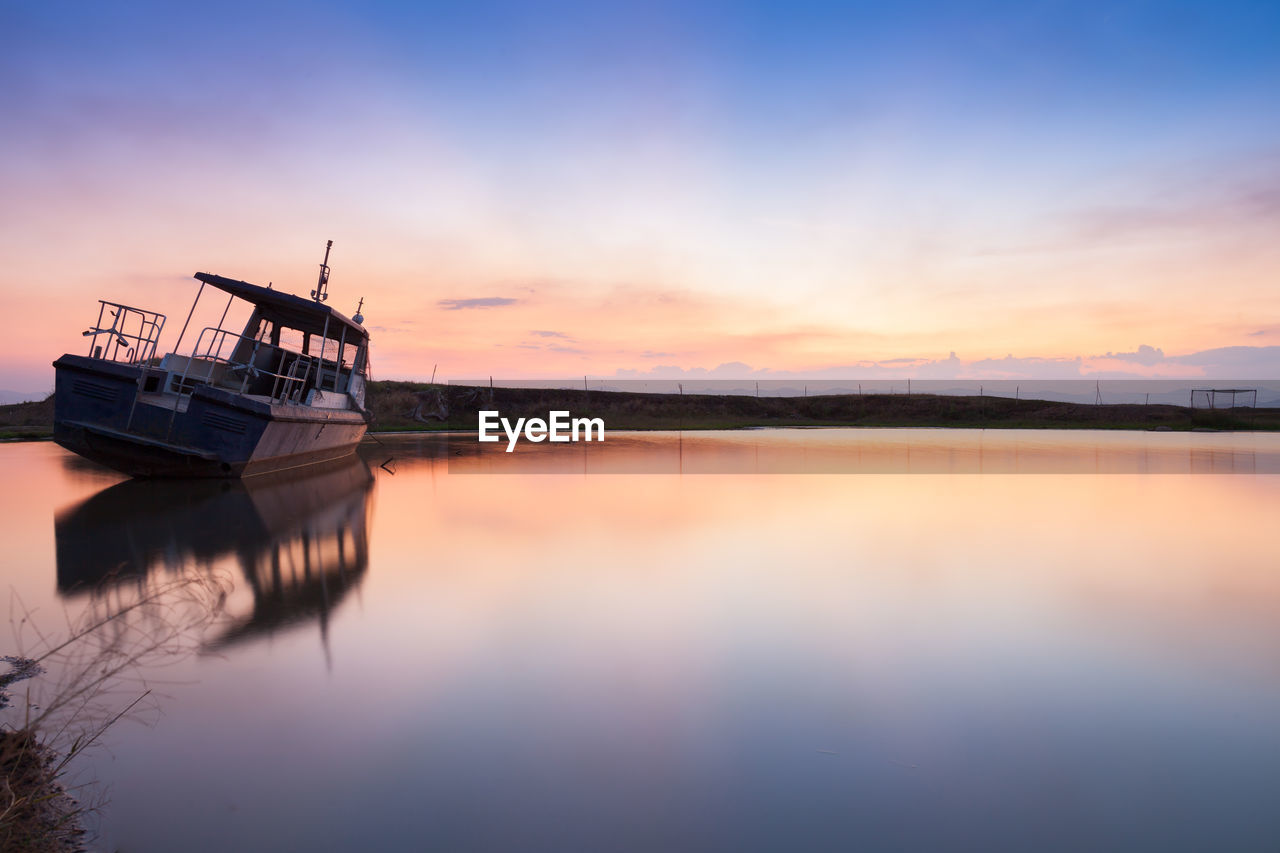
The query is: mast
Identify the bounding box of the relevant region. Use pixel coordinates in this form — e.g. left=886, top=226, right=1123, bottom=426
left=311, top=240, right=333, bottom=303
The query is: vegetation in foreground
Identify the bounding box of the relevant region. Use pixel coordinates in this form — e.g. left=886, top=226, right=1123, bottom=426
left=4, top=383, right=1278, bottom=441
left=2, top=576, right=229, bottom=850
left=0, top=690, right=97, bottom=853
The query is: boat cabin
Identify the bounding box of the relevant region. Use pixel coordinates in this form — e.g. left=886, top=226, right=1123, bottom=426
left=148, top=273, right=369, bottom=410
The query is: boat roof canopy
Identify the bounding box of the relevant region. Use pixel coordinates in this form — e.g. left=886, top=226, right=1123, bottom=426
left=195, top=272, right=368, bottom=340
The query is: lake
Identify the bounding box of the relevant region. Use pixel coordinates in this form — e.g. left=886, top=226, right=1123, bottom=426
left=3, top=430, right=1279, bottom=851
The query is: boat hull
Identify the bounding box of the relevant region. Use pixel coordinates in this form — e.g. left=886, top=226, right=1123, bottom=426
left=53, top=354, right=368, bottom=478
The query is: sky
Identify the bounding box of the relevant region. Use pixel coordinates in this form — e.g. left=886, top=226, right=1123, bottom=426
left=3, top=0, right=1279, bottom=391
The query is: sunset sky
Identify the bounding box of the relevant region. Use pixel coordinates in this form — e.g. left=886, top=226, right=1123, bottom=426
left=3, top=0, right=1279, bottom=391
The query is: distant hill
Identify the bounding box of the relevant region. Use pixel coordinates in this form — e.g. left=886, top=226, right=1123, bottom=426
left=4, top=382, right=1278, bottom=442
left=0, top=394, right=54, bottom=438
left=365, top=381, right=1280, bottom=432
left=0, top=389, right=47, bottom=405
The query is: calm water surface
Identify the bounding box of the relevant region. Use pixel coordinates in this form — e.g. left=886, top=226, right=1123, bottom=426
left=2, top=430, right=1279, bottom=852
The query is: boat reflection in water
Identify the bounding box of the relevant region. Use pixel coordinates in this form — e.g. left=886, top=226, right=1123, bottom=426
left=55, top=456, right=374, bottom=659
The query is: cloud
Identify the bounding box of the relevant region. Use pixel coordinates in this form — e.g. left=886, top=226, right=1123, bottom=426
left=956, top=355, right=1084, bottom=379
left=1168, top=345, right=1280, bottom=373
left=709, top=361, right=754, bottom=376
left=513, top=337, right=585, bottom=355
left=1072, top=170, right=1280, bottom=246
left=608, top=345, right=1280, bottom=381
left=966, top=155, right=1280, bottom=258
left=530, top=330, right=571, bottom=339
left=1097, top=344, right=1165, bottom=366
left=437, top=297, right=517, bottom=310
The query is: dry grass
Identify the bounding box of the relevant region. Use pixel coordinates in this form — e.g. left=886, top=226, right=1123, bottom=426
left=2, top=573, right=230, bottom=849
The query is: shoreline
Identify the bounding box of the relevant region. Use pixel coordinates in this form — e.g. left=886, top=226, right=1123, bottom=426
left=5, top=382, right=1279, bottom=443
left=3, top=421, right=1264, bottom=446
left=362, top=421, right=1251, bottom=435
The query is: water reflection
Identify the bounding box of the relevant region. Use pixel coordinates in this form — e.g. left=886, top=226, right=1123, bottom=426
left=54, top=457, right=374, bottom=658
left=4, top=435, right=1277, bottom=852
left=443, top=428, right=1280, bottom=473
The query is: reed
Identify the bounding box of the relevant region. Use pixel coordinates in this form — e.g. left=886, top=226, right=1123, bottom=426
left=2, top=573, right=230, bottom=850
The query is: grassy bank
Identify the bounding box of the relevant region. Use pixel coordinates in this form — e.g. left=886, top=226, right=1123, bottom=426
left=4, top=383, right=1277, bottom=440
left=0, top=397, right=53, bottom=440
left=0, top=727, right=83, bottom=851
left=2, top=575, right=228, bottom=850
left=366, top=381, right=1280, bottom=432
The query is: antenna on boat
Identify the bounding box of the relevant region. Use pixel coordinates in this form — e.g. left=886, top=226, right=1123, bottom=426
left=353, top=297, right=364, bottom=325
left=312, top=239, right=333, bottom=303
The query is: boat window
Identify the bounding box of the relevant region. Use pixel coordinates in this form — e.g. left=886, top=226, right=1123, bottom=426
left=276, top=325, right=308, bottom=355
left=339, top=340, right=361, bottom=369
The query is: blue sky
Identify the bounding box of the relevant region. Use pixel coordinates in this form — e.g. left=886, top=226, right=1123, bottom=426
left=3, top=0, right=1279, bottom=387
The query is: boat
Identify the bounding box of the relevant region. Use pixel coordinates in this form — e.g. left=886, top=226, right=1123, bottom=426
left=52, top=241, right=372, bottom=478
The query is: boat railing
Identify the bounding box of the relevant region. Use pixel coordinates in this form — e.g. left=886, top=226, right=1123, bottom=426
left=271, top=352, right=316, bottom=403
left=172, top=327, right=315, bottom=404
left=84, top=301, right=165, bottom=364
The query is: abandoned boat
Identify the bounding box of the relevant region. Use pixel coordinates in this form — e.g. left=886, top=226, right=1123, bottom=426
left=53, top=242, right=372, bottom=478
